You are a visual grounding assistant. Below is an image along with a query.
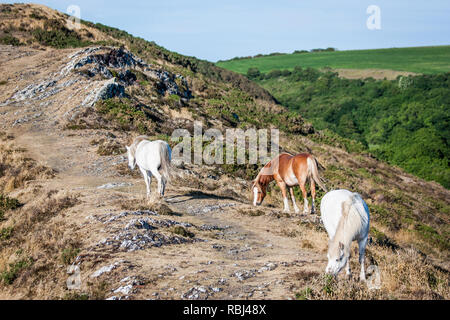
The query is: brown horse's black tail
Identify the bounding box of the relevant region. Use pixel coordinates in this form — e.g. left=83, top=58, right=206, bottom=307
left=307, top=156, right=328, bottom=192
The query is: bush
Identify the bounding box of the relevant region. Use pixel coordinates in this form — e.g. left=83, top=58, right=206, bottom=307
left=61, top=247, right=80, bottom=265
left=0, top=35, right=21, bottom=46
left=32, top=28, right=91, bottom=48
left=0, top=257, right=33, bottom=285
left=0, top=194, right=21, bottom=222
left=265, top=69, right=282, bottom=79
left=293, top=50, right=309, bottom=54
left=0, top=227, right=13, bottom=241
left=246, top=67, right=261, bottom=80
left=172, top=226, right=194, bottom=238
left=95, top=98, right=151, bottom=134
left=31, top=19, right=92, bottom=48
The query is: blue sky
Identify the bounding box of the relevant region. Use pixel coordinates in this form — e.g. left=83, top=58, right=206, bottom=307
left=2, top=0, right=449, bottom=61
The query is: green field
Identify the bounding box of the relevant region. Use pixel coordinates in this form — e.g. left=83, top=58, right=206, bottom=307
left=216, top=46, right=450, bottom=75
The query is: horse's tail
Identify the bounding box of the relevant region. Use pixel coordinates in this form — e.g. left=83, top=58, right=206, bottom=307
left=307, top=155, right=327, bottom=192
left=159, top=141, right=172, bottom=183
left=342, top=193, right=369, bottom=236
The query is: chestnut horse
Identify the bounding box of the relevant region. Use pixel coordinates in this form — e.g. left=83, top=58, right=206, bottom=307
left=252, top=153, right=327, bottom=214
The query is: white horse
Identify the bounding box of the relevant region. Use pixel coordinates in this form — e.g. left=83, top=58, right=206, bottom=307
left=126, top=136, right=172, bottom=198
left=321, top=189, right=370, bottom=281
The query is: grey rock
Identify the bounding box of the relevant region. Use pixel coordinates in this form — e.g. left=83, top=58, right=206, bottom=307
left=97, top=182, right=133, bottom=189
left=90, top=261, right=122, bottom=278
left=233, top=270, right=256, bottom=281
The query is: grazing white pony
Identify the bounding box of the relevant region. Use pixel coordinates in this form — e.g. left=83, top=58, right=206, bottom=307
left=126, top=136, right=172, bottom=198
left=321, top=189, right=370, bottom=281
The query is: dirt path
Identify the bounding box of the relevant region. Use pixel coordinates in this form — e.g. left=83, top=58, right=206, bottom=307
left=10, top=126, right=326, bottom=300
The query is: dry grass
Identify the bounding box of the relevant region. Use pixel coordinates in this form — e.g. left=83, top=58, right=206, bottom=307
left=0, top=135, right=84, bottom=298
left=293, top=238, right=449, bottom=300
left=117, top=194, right=177, bottom=216
left=0, top=190, right=82, bottom=297
left=0, top=137, right=55, bottom=193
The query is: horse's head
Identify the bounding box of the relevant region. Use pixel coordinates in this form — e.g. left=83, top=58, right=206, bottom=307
left=325, top=241, right=348, bottom=276
left=125, top=145, right=136, bottom=170
left=252, top=179, right=267, bottom=206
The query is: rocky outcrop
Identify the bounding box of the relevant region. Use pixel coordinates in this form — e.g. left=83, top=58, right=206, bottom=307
left=3, top=46, right=191, bottom=124
left=88, top=210, right=201, bottom=253
left=73, top=47, right=191, bottom=98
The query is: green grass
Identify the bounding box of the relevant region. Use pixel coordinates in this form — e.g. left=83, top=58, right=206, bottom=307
left=217, top=46, right=450, bottom=75
left=0, top=257, right=33, bottom=285
left=61, top=247, right=80, bottom=265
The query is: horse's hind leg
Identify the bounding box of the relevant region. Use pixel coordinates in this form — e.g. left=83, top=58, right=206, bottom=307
left=289, top=187, right=300, bottom=214
left=151, top=168, right=164, bottom=197
left=278, top=181, right=290, bottom=213
left=310, top=179, right=316, bottom=214
left=358, top=237, right=368, bottom=281
left=161, top=176, right=166, bottom=196
left=299, top=181, right=309, bottom=214
left=139, top=167, right=151, bottom=198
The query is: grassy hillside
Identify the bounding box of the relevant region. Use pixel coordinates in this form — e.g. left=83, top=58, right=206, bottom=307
left=217, top=46, right=450, bottom=75
left=0, top=4, right=449, bottom=300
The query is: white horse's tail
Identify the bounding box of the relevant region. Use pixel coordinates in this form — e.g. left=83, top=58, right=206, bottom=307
left=307, top=155, right=328, bottom=192
left=341, top=193, right=369, bottom=237
left=159, top=141, right=172, bottom=183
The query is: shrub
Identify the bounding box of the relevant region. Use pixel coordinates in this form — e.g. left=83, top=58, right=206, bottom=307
left=0, top=194, right=21, bottom=211
left=0, top=227, right=13, bottom=241
left=0, top=35, right=21, bottom=46
left=0, top=194, right=21, bottom=222
left=172, top=226, right=194, bottom=238
left=29, top=12, right=46, bottom=20
left=0, top=257, right=33, bottom=285
left=95, top=98, right=151, bottom=134
left=246, top=68, right=261, bottom=80
left=31, top=19, right=91, bottom=48
left=32, top=28, right=91, bottom=48
left=61, top=247, right=80, bottom=265
left=265, top=69, right=282, bottom=79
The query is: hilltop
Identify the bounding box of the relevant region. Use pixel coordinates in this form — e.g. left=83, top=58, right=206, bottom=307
left=0, top=3, right=448, bottom=300
left=217, top=46, right=450, bottom=77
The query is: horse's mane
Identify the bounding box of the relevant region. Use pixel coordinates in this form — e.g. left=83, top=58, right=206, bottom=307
left=129, top=135, right=150, bottom=156
left=255, top=159, right=274, bottom=187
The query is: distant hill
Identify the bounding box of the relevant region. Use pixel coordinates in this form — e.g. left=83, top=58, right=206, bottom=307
left=217, top=46, right=450, bottom=75
left=250, top=68, right=450, bottom=189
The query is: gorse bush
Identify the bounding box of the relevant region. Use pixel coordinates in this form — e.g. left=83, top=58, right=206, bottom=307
left=32, top=18, right=92, bottom=48
left=0, top=194, right=21, bottom=222
left=95, top=98, right=151, bottom=134
left=0, top=257, right=33, bottom=285
left=0, top=35, right=21, bottom=46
